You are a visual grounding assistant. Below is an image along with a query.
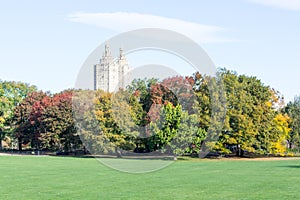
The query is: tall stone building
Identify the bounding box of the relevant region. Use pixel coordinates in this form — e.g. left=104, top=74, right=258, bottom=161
left=94, top=44, right=130, bottom=92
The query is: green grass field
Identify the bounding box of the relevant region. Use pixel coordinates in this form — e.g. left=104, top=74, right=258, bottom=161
left=1, top=156, right=300, bottom=199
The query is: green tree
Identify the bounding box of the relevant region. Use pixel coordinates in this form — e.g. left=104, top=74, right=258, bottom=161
left=213, top=69, right=276, bottom=156
left=170, top=111, right=202, bottom=159
left=284, top=96, right=300, bottom=151
left=0, top=80, right=36, bottom=150
left=151, top=103, right=182, bottom=153
left=191, top=71, right=226, bottom=157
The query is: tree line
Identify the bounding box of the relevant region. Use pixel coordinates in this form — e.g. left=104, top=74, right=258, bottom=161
left=0, top=68, right=299, bottom=157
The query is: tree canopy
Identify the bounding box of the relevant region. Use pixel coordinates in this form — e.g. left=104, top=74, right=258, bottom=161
left=1, top=69, right=299, bottom=157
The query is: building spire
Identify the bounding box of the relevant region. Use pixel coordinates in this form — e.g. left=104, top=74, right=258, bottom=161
left=104, top=42, right=111, bottom=56
left=119, top=47, right=124, bottom=59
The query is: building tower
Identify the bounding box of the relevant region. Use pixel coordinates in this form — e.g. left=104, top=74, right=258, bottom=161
left=94, top=44, right=130, bottom=92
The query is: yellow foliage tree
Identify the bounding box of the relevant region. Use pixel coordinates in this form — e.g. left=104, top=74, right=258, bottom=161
left=270, top=113, right=290, bottom=156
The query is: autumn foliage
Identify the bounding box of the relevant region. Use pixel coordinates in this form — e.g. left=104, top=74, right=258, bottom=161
left=0, top=68, right=298, bottom=157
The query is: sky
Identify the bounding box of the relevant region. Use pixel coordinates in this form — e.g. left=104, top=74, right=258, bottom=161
left=0, top=0, right=300, bottom=102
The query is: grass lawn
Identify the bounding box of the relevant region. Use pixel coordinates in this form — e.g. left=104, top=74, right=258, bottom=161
left=1, top=155, right=300, bottom=199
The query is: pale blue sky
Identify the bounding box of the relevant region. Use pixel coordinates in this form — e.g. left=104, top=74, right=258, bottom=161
left=0, top=0, right=300, bottom=102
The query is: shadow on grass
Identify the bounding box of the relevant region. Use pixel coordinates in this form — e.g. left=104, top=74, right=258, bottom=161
left=279, top=165, right=300, bottom=168
left=49, top=154, right=175, bottom=161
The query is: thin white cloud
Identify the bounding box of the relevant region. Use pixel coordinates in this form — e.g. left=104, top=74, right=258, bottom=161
left=248, top=0, right=300, bottom=10
left=67, top=12, right=233, bottom=43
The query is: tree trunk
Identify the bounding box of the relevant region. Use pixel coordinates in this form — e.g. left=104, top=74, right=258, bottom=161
left=83, top=146, right=87, bottom=154
left=236, top=144, right=243, bottom=157
left=240, top=149, right=244, bottom=157
left=289, top=142, right=292, bottom=150
left=0, top=132, right=3, bottom=150
left=198, top=141, right=206, bottom=158
left=115, top=147, right=122, bottom=158
left=236, top=145, right=240, bottom=157
left=18, top=138, right=22, bottom=151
